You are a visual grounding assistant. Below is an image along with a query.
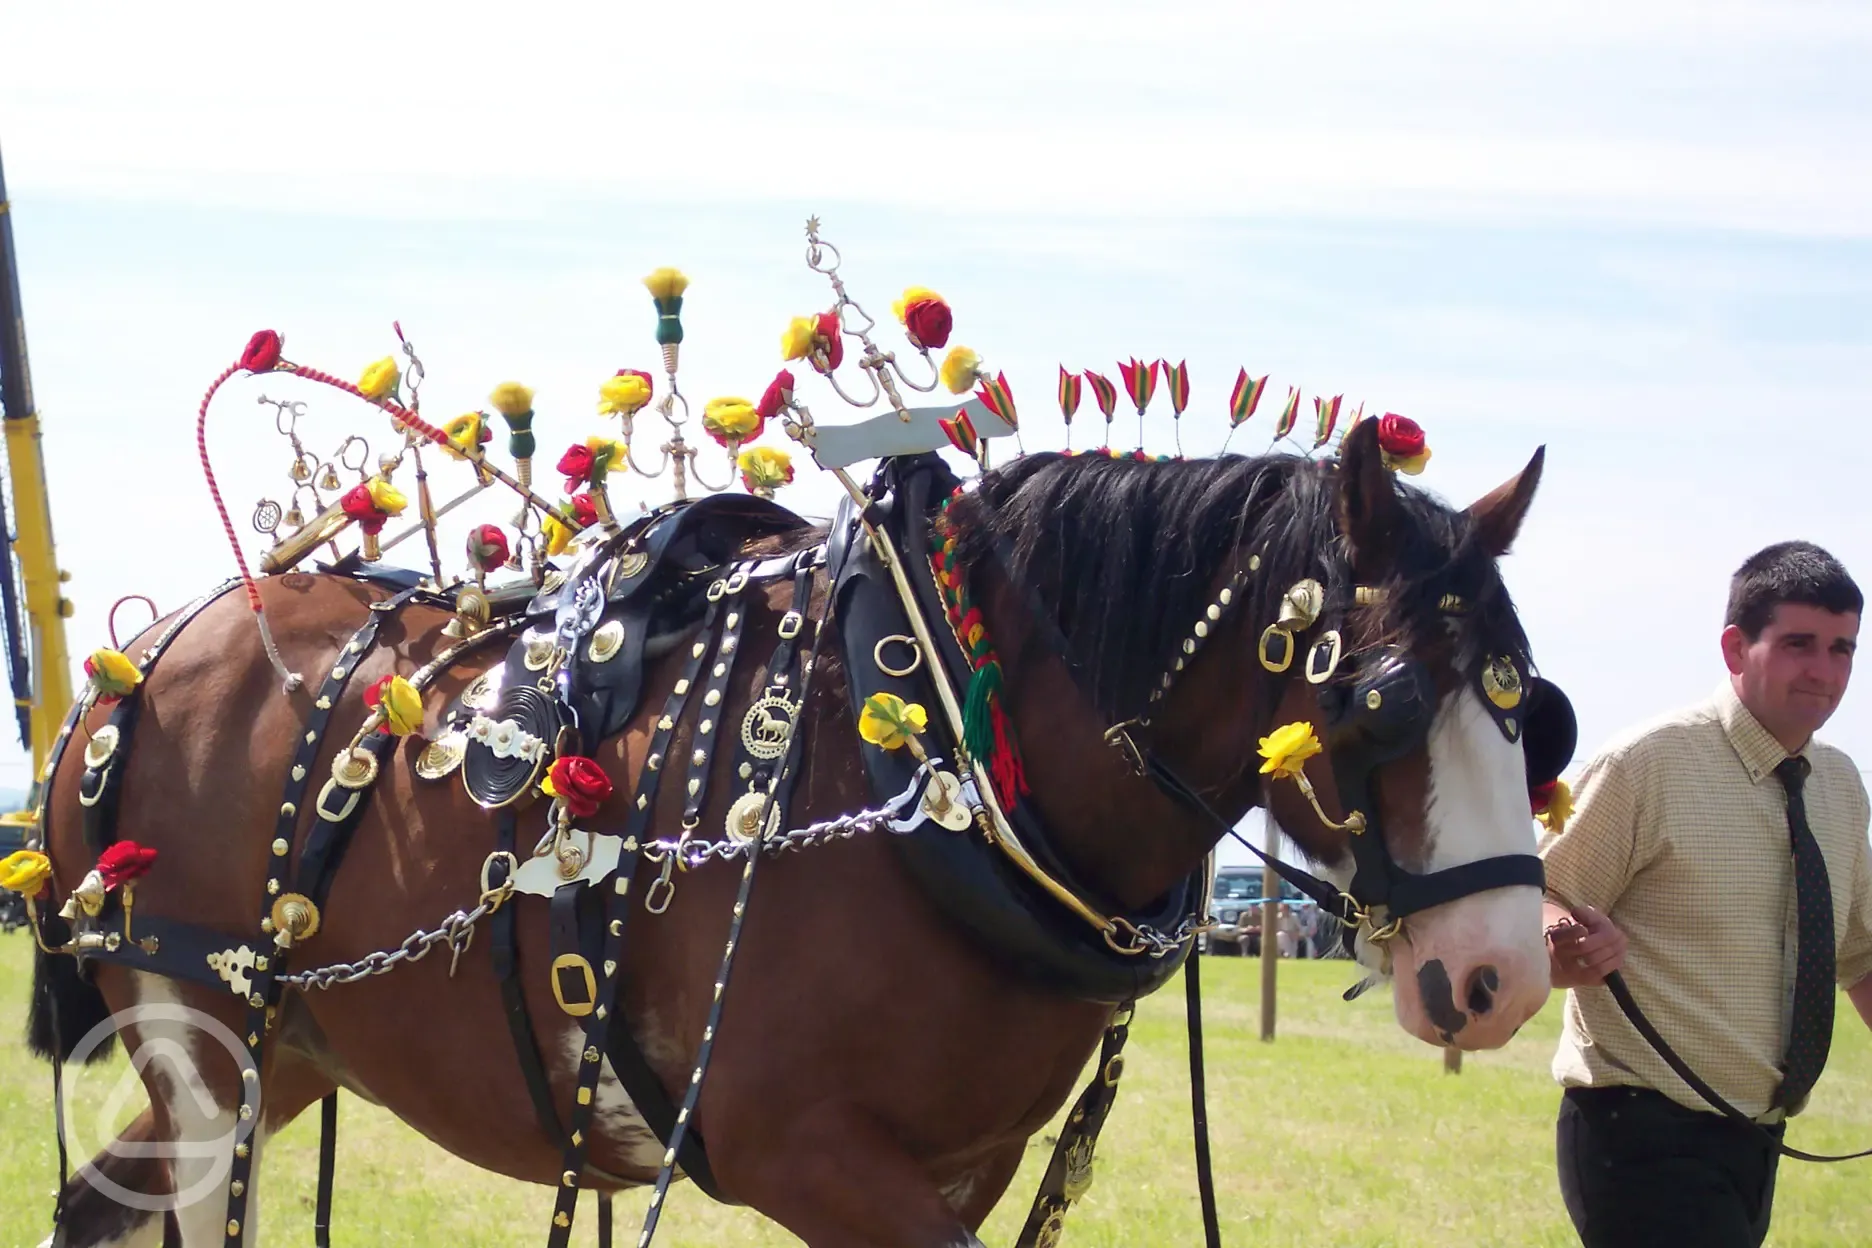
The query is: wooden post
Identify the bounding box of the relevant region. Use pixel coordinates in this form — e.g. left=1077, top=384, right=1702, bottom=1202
left=1444, top=1046, right=1463, bottom=1074
left=1259, top=819, right=1279, bottom=1041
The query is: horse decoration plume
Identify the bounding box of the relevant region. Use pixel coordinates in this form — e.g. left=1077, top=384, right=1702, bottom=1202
left=1, top=217, right=1574, bottom=1248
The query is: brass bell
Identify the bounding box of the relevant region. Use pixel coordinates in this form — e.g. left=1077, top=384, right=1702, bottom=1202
left=1276, top=579, right=1325, bottom=631
left=284, top=503, right=305, bottom=529
left=290, top=457, right=313, bottom=484
left=318, top=464, right=342, bottom=492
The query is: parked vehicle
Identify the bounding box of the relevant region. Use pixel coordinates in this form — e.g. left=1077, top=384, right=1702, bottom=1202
left=1201, top=865, right=1343, bottom=957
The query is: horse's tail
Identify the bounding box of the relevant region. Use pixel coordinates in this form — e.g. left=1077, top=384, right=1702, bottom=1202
left=27, top=943, right=116, bottom=1065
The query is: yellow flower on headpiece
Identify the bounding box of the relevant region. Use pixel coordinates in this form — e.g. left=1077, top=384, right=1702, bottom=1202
left=369, top=675, right=424, bottom=736
left=488, top=382, right=534, bottom=418
left=939, top=346, right=983, bottom=396
left=441, top=412, right=488, bottom=460
left=542, top=511, right=576, bottom=557
left=737, top=445, right=794, bottom=496
left=1535, top=778, right=1574, bottom=835
left=0, top=849, right=51, bottom=897
left=1384, top=448, right=1433, bottom=476
left=357, top=356, right=400, bottom=400
left=85, top=647, right=143, bottom=698
left=780, top=315, right=819, bottom=363
left=643, top=267, right=691, bottom=302
left=598, top=372, right=652, bottom=417
left=1257, top=722, right=1323, bottom=780
left=858, top=693, right=928, bottom=752
left=364, top=478, right=407, bottom=517
left=702, top=397, right=761, bottom=444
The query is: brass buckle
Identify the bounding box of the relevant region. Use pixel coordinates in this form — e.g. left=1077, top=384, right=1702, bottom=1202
left=723, top=568, right=750, bottom=596
left=1257, top=624, right=1294, bottom=673
left=550, top=954, right=597, bottom=1017
left=777, top=611, right=804, bottom=640
left=1304, top=629, right=1343, bottom=685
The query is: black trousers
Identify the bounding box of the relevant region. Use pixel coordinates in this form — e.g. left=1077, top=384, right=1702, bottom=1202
left=1557, top=1086, right=1785, bottom=1248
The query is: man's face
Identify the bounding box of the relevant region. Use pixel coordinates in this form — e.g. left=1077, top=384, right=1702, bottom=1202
left=1724, top=603, right=1860, bottom=747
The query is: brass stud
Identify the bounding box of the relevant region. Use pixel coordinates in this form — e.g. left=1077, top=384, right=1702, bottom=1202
left=647, top=753, right=661, bottom=771
left=280, top=803, right=295, bottom=818
left=674, top=679, right=690, bottom=696
left=699, top=719, right=713, bottom=735
left=266, top=879, right=280, bottom=896
left=1207, top=604, right=1222, bottom=621
left=577, top=1088, right=593, bottom=1105
left=691, top=643, right=705, bottom=659
left=693, top=750, right=707, bottom=767
left=637, top=795, right=648, bottom=810
left=1366, top=690, right=1383, bottom=710
left=272, top=839, right=289, bottom=856
left=230, top=1179, right=245, bottom=1196
left=584, top=1046, right=600, bottom=1063
left=704, top=690, right=722, bottom=707
left=228, top=1220, right=241, bottom=1237
left=1194, top=621, right=1209, bottom=639
left=610, top=919, right=624, bottom=935
left=563, top=1170, right=578, bottom=1187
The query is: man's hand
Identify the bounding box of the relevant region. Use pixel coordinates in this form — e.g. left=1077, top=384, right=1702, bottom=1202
left=1544, top=899, right=1628, bottom=989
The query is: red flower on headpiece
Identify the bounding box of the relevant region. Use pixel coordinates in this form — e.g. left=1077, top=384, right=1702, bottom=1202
left=467, top=524, right=509, bottom=574
left=815, top=311, right=844, bottom=371
left=97, top=841, right=159, bottom=891
left=340, top=483, right=390, bottom=534
left=569, top=493, right=599, bottom=528
left=543, top=756, right=614, bottom=819
left=1376, top=413, right=1426, bottom=459
left=757, top=370, right=796, bottom=420
left=239, top=330, right=283, bottom=373
left=1529, top=780, right=1557, bottom=815
left=558, top=443, right=596, bottom=491
left=902, top=297, right=953, bottom=351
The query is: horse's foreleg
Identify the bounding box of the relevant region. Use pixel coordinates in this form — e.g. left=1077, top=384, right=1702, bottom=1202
left=38, top=1107, right=175, bottom=1248
left=728, top=1103, right=989, bottom=1248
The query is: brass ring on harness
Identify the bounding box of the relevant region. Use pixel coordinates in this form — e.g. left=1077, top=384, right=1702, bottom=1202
left=873, top=635, right=922, bottom=678
left=84, top=723, right=121, bottom=771
left=479, top=850, right=520, bottom=908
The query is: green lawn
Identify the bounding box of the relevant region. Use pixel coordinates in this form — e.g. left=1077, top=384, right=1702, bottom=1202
left=1, top=939, right=1868, bottom=1246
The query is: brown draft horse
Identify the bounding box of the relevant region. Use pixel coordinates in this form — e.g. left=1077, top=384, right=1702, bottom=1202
left=30, top=419, right=1554, bottom=1247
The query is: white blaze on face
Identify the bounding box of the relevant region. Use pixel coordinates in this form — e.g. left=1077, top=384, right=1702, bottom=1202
left=1388, top=685, right=1551, bottom=1050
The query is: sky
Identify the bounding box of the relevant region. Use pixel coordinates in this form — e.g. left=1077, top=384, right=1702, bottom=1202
left=0, top=2, right=1868, bottom=867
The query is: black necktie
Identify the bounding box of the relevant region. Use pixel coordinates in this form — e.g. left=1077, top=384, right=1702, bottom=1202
left=1772, top=756, right=1835, bottom=1114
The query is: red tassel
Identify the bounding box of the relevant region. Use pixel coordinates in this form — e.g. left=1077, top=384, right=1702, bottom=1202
left=989, top=698, right=1029, bottom=806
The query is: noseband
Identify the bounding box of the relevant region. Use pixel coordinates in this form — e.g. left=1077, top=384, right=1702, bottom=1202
left=998, top=541, right=1574, bottom=956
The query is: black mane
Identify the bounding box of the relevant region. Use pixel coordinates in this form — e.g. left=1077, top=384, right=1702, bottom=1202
left=943, top=450, right=1532, bottom=722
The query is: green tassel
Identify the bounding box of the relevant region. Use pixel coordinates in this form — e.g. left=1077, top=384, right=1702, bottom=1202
left=963, top=662, right=1002, bottom=765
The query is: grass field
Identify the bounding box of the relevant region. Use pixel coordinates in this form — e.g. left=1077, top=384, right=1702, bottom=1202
left=1, top=939, right=1868, bottom=1247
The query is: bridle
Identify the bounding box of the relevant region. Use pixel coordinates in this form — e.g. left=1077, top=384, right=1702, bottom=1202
left=992, top=540, right=1576, bottom=956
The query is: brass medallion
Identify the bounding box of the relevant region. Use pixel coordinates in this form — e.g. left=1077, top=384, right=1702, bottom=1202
left=1481, top=656, right=1523, bottom=710
left=739, top=692, right=799, bottom=762
left=331, top=747, right=379, bottom=790
left=726, top=790, right=784, bottom=844
left=415, top=733, right=466, bottom=781
left=84, top=723, right=120, bottom=770
left=587, top=619, right=625, bottom=664
left=461, top=670, right=499, bottom=711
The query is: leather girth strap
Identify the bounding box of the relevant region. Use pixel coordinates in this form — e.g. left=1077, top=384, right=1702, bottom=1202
left=1015, top=999, right=1135, bottom=1248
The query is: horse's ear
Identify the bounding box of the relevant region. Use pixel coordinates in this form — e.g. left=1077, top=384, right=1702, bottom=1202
left=1337, top=417, right=1403, bottom=571
left=1467, top=445, right=1546, bottom=557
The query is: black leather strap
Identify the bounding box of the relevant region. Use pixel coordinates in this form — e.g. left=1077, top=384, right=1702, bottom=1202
left=315, top=1091, right=338, bottom=1248
left=1186, top=952, right=1222, bottom=1248
left=488, top=812, right=571, bottom=1152
left=681, top=568, right=752, bottom=826
left=1015, top=1000, right=1134, bottom=1247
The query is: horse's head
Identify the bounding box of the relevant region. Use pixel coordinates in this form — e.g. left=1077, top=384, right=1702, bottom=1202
left=1258, top=418, right=1567, bottom=1049
left=944, top=421, right=1566, bottom=1049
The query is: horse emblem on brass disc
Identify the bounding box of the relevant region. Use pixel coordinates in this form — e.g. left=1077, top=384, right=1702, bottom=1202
left=740, top=692, right=799, bottom=762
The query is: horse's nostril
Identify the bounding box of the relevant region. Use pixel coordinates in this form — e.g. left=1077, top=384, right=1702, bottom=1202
left=1466, top=965, right=1500, bottom=1016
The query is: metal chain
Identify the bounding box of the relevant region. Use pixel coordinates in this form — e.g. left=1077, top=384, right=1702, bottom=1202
left=280, top=900, right=493, bottom=990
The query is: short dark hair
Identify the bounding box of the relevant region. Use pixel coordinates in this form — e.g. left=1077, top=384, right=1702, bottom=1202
left=1725, top=541, right=1863, bottom=639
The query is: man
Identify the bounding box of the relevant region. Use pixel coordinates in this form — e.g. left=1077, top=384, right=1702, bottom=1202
left=1540, top=541, right=1872, bottom=1248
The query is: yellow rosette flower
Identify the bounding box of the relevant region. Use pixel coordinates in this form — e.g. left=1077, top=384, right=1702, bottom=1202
left=702, top=397, right=761, bottom=447
left=858, top=693, right=929, bottom=752
left=542, top=511, right=576, bottom=557
left=0, top=849, right=52, bottom=897
left=737, top=445, right=794, bottom=497
left=598, top=372, right=652, bottom=417
left=780, top=315, right=820, bottom=362
left=1535, top=778, right=1574, bottom=835
left=357, top=356, right=401, bottom=400
left=939, top=346, right=983, bottom=396
left=441, top=412, right=488, bottom=461
left=84, top=647, right=143, bottom=700
left=364, top=478, right=407, bottom=517
left=488, top=382, right=534, bottom=418
left=1257, top=722, right=1322, bottom=779
left=368, top=675, right=425, bottom=736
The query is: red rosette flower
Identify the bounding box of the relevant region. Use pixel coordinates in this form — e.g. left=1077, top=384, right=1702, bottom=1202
left=815, top=311, right=844, bottom=371
left=238, top=330, right=283, bottom=373
left=570, top=493, right=599, bottom=527
left=1376, top=413, right=1426, bottom=459
left=542, top=755, right=614, bottom=819
left=97, top=840, right=159, bottom=891
left=1529, top=779, right=1557, bottom=815
left=902, top=297, right=953, bottom=351
left=756, top=369, right=796, bottom=420
left=340, top=483, right=390, bottom=535
left=558, top=443, right=596, bottom=492
left=466, top=524, right=510, bottom=575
